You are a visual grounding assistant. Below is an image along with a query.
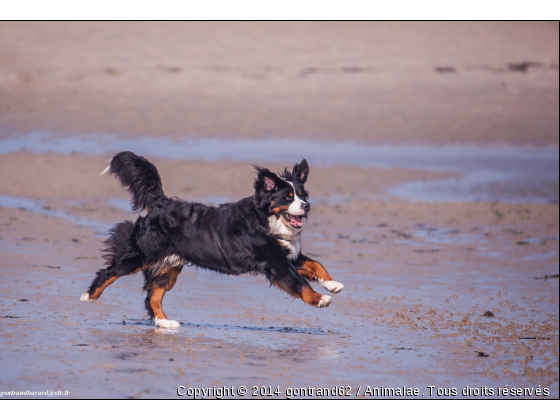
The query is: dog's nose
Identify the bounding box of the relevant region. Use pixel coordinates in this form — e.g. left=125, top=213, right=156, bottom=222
left=301, top=202, right=310, bottom=213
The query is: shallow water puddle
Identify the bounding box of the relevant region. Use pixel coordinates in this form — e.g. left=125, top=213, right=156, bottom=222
left=1, top=131, right=558, bottom=203
left=0, top=194, right=111, bottom=235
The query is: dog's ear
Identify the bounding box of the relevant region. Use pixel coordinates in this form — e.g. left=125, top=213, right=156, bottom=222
left=263, top=175, right=278, bottom=191
left=254, top=166, right=281, bottom=192
left=293, top=159, right=309, bottom=184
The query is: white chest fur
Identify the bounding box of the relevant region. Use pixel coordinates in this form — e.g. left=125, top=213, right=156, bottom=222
left=278, top=237, right=301, bottom=260
left=268, top=215, right=302, bottom=260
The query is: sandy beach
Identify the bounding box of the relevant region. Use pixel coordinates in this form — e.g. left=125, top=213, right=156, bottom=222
left=0, top=21, right=558, bottom=145
left=0, top=22, right=558, bottom=399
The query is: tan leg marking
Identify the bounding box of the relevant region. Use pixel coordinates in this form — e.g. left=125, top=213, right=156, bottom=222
left=298, top=260, right=334, bottom=282
left=301, top=286, right=323, bottom=306
left=149, top=267, right=181, bottom=321
left=298, top=260, right=344, bottom=294
left=88, top=275, right=120, bottom=300
left=150, top=288, right=167, bottom=320
left=270, top=279, right=332, bottom=308
left=88, top=264, right=153, bottom=301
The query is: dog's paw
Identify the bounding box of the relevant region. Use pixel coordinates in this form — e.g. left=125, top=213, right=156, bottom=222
left=315, top=295, right=332, bottom=308
left=80, top=292, right=91, bottom=302
left=318, top=279, right=345, bottom=294
left=154, top=317, right=181, bottom=329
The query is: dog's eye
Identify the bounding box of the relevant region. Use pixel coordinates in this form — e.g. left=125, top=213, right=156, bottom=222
left=286, top=196, right=293, bottom=201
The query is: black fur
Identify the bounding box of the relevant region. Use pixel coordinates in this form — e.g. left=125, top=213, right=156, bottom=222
left=106, top=151, right=165, bottom=212
left=85, top=151, right=332, bottom=320
left=101, top=220, right=137, bottom=267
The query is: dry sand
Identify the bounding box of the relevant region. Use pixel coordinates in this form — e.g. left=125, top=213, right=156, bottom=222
left=0, top=21, right=558, bottom=145
left=0, top=22, right=558, bottom=399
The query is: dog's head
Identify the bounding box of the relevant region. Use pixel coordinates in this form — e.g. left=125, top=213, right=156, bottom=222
left=253, top=159, right=310, bottom=232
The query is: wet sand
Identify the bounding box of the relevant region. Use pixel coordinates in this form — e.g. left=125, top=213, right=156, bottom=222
left=0, top=22, right=558, bottom=399
left=0, top=152, right=558, bottom=399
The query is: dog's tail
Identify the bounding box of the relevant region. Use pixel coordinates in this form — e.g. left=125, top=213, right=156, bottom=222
left=101, top=151, right=165, bottom=211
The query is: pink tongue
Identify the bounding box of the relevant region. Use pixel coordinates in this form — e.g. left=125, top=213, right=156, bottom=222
left=289, top=214, right=303, bottom=227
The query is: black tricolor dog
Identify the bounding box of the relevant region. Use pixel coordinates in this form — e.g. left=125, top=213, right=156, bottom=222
left=81, top=152, right=344, bottom=328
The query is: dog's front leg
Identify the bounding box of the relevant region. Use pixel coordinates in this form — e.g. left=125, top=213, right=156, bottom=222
left=294, top=254, right=344, bottom=294
left=266, top=260, right=332, bottom=308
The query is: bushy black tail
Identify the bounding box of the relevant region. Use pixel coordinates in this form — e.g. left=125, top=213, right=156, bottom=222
left=102, top=151, right=165, bottom=211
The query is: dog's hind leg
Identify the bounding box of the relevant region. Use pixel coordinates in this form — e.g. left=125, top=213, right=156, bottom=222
left=81, top=220, right=148, bottom=302
left=143, top=266, right=182, bottom=328
left=81, top=267, right=121, bottom=302
left=81, top=261, right=150, bottom=302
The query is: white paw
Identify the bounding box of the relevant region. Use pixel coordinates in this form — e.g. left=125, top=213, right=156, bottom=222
left=154, top=317, right=180, bottom=329
left=80, top=292, right=91, bottom=302
left=318, top=279, right=345, bottom=294
left=315, top=295, right=332, bottom=308
left=168, top=320, right=181, bottom=328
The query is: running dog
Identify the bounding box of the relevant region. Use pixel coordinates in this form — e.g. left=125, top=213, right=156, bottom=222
left=80, top=152, right=344, bottom=328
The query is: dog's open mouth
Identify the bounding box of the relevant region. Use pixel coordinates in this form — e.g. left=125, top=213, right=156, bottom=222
left=281, top=211, right=304, bottom=229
